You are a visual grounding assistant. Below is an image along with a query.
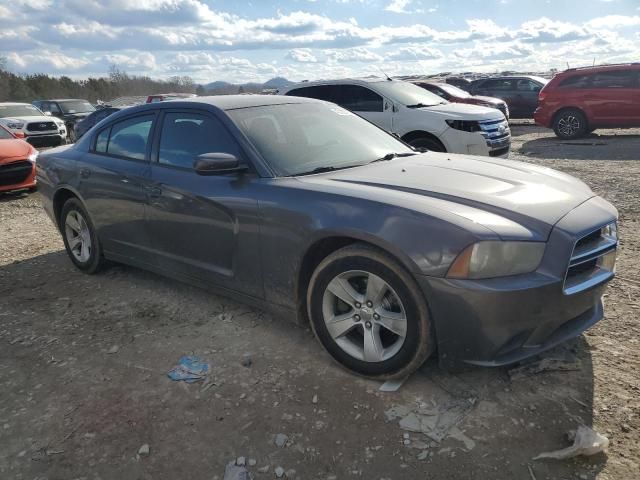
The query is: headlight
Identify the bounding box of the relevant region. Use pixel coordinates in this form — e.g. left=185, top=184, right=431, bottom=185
left=601, top=222, right=617, bottom=241
left=28, top=150, right=38, bottom=163
left=7, top=122, right=24, bottom=129
left=447, top=241, right=545, bottom=279
left=446, top=119, right=481, bottom=133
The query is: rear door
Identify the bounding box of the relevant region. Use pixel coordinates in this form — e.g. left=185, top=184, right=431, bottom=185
left=514, top=79, right=542, bottom=117
left=473, top=79, right=518, bottom=115
left=586, top=69, right=639, bottom=126
left=78, top=113, right=156, bottom=262
left=145, top=109, right=263, bottom=297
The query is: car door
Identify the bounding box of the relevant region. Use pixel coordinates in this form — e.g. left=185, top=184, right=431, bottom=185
left=145, top=109, right=263, bottom=297
left=78, top=113, right=157, bottom=263
left=586, top=70, right=638, bottom=126
left=475, top=79, right=518, bottom=115
left=338, top=84, right=393, bottom=132
left=515, top=79, right=542, bottom=117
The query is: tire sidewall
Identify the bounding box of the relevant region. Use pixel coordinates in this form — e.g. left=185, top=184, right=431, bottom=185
left=308, top=252, right=427, bottom=378
left=408, top=136, right=446, bottom=152
left=60, top=198, right=103, bottom=273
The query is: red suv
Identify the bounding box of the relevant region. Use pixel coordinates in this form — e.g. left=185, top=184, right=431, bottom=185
left=535, top=64, right=640, bottom=139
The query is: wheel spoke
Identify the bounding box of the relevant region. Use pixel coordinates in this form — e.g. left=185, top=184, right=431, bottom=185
left=81, top=238, right=90, bottom=260
left=326, top=312, right=356, bottom=339
left=66, top=213, right=81, bottom=233
left=363, top=324, right=385, bottom=362
left=377, top=309, right=407, bottom=337
left=327, top=277, right=363, bottom=307
left=69, top=235, right=82, bottom=250
left=365, top=274, right=387, bottom=306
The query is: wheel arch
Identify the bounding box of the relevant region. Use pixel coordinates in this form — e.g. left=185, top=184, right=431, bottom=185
left=552, top=106, right=590, bottom=128
left=400, top=130, right=446, bottom=150
left=295, top=233, right=422, bottom=325
left=52, top=186, right=84, bottom=231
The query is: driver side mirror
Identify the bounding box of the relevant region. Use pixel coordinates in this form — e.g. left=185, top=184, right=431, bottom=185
left=43, top=111, right=52, bottom=116
left=194, top=153, right=248, bottom=175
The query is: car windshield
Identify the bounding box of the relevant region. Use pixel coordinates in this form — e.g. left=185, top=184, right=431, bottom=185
left=371, top=81, right=446, bottom=107
left=228, top=102, right=414, bottom=177
left=0, top=104, right=44, bottom=117
left=439, top=84, right=471, bottom=98
left=59, top=101, right=95, bottom=114
left=0, top=127, right=14, bottom=139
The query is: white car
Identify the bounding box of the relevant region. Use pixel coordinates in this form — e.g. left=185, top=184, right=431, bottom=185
left=279, top=78, right=510, bottom=157
left=0, top=103, right=67, bottom=147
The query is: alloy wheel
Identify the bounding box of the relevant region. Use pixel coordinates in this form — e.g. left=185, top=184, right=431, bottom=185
left=321, top=270, right=407, bottom=362
left=64, top=210, right=92, bottom=262
left=557, top=115, right=581, bottom=137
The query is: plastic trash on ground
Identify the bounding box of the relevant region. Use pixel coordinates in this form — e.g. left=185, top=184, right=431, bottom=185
left=167, top=355, right=210, bottom=383
left=534, top=425, right=609, bottom=460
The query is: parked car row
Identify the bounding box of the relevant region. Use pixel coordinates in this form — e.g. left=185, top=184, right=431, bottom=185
left=37, top=94, right=618, bottom=378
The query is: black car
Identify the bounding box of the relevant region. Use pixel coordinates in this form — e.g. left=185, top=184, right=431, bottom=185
left=445, top=77, right=472, bottom=92
left=468, top=76, right=548, bottom=118
left=74, top=107, right=121, bottom=140
left=32, top=99, right=96, bottom=142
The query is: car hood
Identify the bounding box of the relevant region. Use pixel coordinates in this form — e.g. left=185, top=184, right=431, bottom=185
left=470, top=96, right=505, bottom=105
left=0, top=115, right=60, bottom=123
left=410, top=102, right=504, bottom=121
left=0, top=139, right=33, bottom=161
left=63, top=112, right=92, bottom=121
left=299, top=153, right=595, bottom=238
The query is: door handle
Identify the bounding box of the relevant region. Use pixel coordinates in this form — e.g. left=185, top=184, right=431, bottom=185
left=80, top=168, right=91, bottom=179
left=145, top=185, right=162, bottom=198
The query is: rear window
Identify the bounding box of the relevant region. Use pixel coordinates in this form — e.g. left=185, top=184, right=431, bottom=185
left=591, top=70, right=637, bottom=88
left=559, top=75, right=591, bottom=88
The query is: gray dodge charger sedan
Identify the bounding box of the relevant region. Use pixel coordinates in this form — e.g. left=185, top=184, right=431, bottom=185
left=37, top=95, right=618, bottom=378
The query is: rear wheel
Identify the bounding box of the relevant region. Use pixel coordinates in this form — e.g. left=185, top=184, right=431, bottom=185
left=553, top=109, right=588, bottom=139
left=307, top=243, right=434, bottom=379
left=60, top=198, right=104, bottom=273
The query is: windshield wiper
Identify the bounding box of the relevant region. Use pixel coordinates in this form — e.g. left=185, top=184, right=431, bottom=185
left=368, top=152, right=417, bottom=164
left=406, top=103, right=433, bottom=109
left=289, top=164, right=359, bottom=177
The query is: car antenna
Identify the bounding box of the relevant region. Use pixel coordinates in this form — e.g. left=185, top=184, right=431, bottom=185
left=566, top=61, right=571, bottom=69
left=377, top=66, right=393, bottom=81
left=593, top=58, right=596, bottom=66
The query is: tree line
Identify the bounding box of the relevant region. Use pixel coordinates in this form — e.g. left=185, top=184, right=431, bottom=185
left=0, top=59, right=199, bottom=103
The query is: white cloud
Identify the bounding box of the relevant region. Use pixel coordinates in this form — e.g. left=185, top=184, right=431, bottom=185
left=287, top=48, right=318, bottom=63
left=586, top=15, right=640, bottom=29
left=384, top=0, right=412, bottom=14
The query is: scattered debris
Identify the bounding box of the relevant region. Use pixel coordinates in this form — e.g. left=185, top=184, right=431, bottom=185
left=274, top=433, right=289, bottom=448
left=248, top=458, right=257, bottom=466
left=138, top=444, right=150, bottom=457
left=167, top=355, right=210, bottom=383
left=379, top=377, right=408, bottom=392
left=241, top=354, right=253, bottom=368
left=223, top=462, right=253, bottom=480
left=312, top=394, right=318, bottom=404
left=257, top=465, right=269, bottom=473
left=236, top=456, right=246, bottom=466
left=387, top=398, right=476, bottom=443
left=527, top=464, right=537, bottom=480
left=106, top=345, right=119, bottom=354
left=509, top=352, right=581, bottom=380
left=275, top=466, right=285, bottom=478
left=534, top=426, right=609, bottom=460
left=448, top=426, right=476, bottom=451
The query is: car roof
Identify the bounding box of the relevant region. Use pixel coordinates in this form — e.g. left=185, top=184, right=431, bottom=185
left=559, top=63, right=640, bottom=75
left=473, top=75, right=548, bottom=83
left=41, top=98, right=90, bottom=102
left=283, top=77, right=390, bottom=89
left=167, top=94, right=324, bottom=110
left=0, top=102, right=33, bottom=106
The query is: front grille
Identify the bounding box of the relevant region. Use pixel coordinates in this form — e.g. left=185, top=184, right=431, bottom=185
left=27, top=121, right=56, bottom=132
left=0, top=160, right=32, bottom=187
left=479, top=118, right=511, bottom=152
left=564, top=224, right=617, bottom=295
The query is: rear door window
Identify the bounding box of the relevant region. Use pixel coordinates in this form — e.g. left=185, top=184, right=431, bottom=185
left=100, top=115, right=154, bottom=160
left=591, top=70, right=637, bottom=88
left=559, top=75, right=592, bottom=88
left=480, top=79, right=515, bottom=91
left=285, top=85, right=341, bottom=104
left=516, top=79, right=540, bottom=91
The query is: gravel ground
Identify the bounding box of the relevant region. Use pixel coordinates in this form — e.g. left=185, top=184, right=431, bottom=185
left=0, top=125, right=638, bottom=480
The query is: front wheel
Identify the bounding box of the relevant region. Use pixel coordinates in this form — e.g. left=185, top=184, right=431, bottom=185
left=553, top=109, right=588, bottom=139
left=60, top=198, right=105, bottom=273
left=307, top=243, right=434, bottom=379
left=406, top=136, right=446, bottom=152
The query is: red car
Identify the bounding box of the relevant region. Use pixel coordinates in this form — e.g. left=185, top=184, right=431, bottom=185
left=0, top=124, right=38, bottom=193
left=535, top=63, right=640, bottom=139
left=411, top=81, right=509, bottom=119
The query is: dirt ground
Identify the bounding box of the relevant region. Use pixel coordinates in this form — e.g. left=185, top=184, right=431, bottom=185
left=1, top=124, right=638, bottom=480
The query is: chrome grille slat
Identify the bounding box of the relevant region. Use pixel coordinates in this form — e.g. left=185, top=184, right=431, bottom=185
left=563, top=224, right=617, bottom=295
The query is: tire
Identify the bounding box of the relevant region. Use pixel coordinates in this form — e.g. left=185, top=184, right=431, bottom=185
left=553, top=109, right=588, bottom=139
left=27, top=186, right=38, bottom=193
left=307, top=243, right=434, bottom=379
left=60, top=198, right=105, bottom=274
left=406, top=136, right=446, bottom=152
left=67, top=126, right=76, bottom=144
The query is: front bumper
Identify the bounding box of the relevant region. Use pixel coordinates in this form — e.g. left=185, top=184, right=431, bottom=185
left=418, top=273, right=607, bottom=369
left=25, top=132, right=65, bottom=147
left=440, top=121, right=511, bottom=158
left=0, top=160, right=36, bottom=193
left=534, top=107, right=553, bottom=128
left=418, top=195, right=617, bottom=369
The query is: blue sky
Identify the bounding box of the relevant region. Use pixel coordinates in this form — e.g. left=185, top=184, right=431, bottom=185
left=1, top=0, right=639, bottom=83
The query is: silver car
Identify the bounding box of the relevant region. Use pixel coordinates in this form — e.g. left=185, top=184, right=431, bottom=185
left=37, top=95, right=618, bottom=378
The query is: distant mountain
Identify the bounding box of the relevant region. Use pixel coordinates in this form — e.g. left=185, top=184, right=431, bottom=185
left=201, top=77, right=292, bottom=94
